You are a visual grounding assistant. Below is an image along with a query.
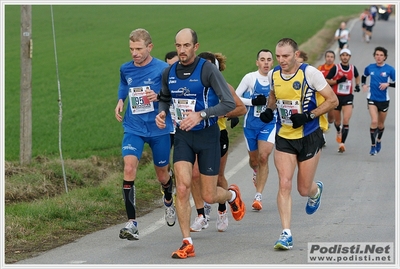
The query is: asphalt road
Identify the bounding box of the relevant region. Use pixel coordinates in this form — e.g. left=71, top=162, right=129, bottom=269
left=15, top=15, right=397, bottom=268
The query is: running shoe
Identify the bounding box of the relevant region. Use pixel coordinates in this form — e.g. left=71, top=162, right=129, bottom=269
left=305, top=181, right=323, bottom=215
left=119, top=221, right=139, bottom=241
left=274, top=231, right=293, bottom=250
left=252, top=193, right=262, bottom=211
left=370, top=145, right=377, bottom=156
left=252, top=170, right=257, bottom=187
left=228, top=184, right=246, bottom=221
left=216, top=210, right=229, bottom=232
left=171, top=240, right=195, bottom=259
left=165, top=203, right=176, bottom=227
left=338, top=143, right=346, bottom=153
left=376, top=141, right=381, bottom=153
left=204, top=202, right=212, bottom=221
left=190, top=215, right=209, bottom=232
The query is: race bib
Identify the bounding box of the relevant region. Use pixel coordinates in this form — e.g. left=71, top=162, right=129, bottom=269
left=337, top=80, right=351, bottom=95
left=172, top=98, right=196, bottom=125
left=129, top=86, right=154, bottom=114
left=254, top=105, right=266, bottom=117
left=276, top=99, right=301, bottom=125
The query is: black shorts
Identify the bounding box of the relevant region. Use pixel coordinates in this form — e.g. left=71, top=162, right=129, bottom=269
left=220, top=129, right=229, bottom=157
left=170, top=133, right=174, bottom=149
left=173, top=124, right=220, bottom=176
left=338, top=41, right=348, bottom=49
left=335, top=94, right=354, bottom=110
left=367, top=99, right=390, bottom=112
left=275, top=128, right=324, bottom=162
left=365, top=25, right=374, bottom=32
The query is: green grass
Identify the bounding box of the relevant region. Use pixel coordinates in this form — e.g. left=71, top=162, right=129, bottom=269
left=4, top=4, right=365, bottom=161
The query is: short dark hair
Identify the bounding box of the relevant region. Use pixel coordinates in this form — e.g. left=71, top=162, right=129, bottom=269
left=277, top=38, right=298, bottom=52
left=374, top=46, right=388, bottom=60
left=325, top=50, right=336, bottom=58
left=257, top=49, right=273, bottom=59
left=165, top=51, right=178, bottom=62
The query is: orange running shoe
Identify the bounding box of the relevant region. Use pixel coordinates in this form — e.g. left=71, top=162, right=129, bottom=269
left=228, top=184, right=246, bottom=221
left=171, top=240, right=195, bottom=259
left=251, top=194, right=262, bottom=211
left=338, top=143, right=346, bottom=153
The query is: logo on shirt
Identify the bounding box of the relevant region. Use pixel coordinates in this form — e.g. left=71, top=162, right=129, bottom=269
left=380, top=72, right=388, bottom=77
left=293, top=81, right=301, bottom=90
left=127, top=78, right=133, bottom=85
left=173, top=87, right=196, bottom=97
left=144, top=78, right=154, bottom=85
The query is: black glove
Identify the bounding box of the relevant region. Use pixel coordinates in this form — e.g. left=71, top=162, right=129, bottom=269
left=260, top=108, right=274, bottom=123
left=290, top=112, right=312, bottom=129
left=337, top=76, right=347, bottom=84
left=251, top=95, right=267, bottom=106
left=227, top=117, right=239, bottom=128
left=354, top=85, right=361, bottom=92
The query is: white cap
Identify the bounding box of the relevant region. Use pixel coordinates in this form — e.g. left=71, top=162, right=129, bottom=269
left=340, top=48, right=351, bottom=55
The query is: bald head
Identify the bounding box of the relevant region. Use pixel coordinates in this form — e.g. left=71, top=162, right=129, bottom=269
left=175, top=28, right=199, bottom=65
left=175, top=28, right=198, bottom=44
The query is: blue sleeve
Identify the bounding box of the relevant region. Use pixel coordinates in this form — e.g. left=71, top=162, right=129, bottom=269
left=118, top=66, right=128, bottom=101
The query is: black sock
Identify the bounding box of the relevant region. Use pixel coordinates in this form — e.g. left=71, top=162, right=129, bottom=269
left=196, top=208, right=206, bottom=219
left=341, top=125, right=349, bottom=143
left=377, top=128, right=385, bottom=140
left=123, top=180, right=136, bottom=219
left=334, top=124, right=341, bottom=132
left=370, top=128, right=378, bottom=144
left=218, top=203, right=226, bottom=212
left=162, top=177, right=173, bottom=202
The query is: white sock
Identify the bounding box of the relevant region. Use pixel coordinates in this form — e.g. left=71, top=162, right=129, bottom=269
left=183, top=237, right=193, bottom=244
left=312, top=187, right=320, bottom=199
left=228, top=190, right=236, bottom=203
left=283, top=229, right=291, bottom=236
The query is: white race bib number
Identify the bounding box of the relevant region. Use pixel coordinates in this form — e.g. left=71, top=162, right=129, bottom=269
left=129, top=86, right=154, bottom=114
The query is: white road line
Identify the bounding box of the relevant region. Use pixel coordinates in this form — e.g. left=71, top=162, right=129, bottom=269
left=139, top=155, right=249, bottom=238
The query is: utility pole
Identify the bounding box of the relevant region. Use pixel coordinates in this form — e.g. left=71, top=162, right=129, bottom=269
left=20, top=5, right=32, bottom=165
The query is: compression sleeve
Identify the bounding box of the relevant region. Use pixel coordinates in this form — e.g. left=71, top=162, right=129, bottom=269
left=158, top=67, right=172, bottom=115
left=201, top=61, right=235, bottom=118
left=361, top=75, right=367, bottom=84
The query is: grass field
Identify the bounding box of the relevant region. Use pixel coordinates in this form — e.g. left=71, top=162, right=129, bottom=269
left=4, top=4, right=364, bottom=161
left=3, top=4, right=366, bottom=263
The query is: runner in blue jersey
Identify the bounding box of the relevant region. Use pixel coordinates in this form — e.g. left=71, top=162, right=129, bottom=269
left=235, top=49, right=276, bottom=212
left=155, top=28, right=246, bottom=259
left=114, top=28, right=175, bottom=241
left=361, top=46, right=396, bottom=155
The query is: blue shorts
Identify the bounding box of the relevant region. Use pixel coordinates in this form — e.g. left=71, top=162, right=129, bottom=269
left=121, top=132, right=170, bottom=167
left=173, top=124, right=220, bottom=176
left=244, top=123, right=276, bottom=152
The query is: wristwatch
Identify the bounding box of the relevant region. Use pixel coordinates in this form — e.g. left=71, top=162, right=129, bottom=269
left=309, top=112, right=316, bottom=119
left=200, top=111, right=207, bottom=119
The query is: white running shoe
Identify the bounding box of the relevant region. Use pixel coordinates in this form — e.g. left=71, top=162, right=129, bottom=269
left=165, top=204, right=176, bottom=227
left=204, top=202, right=212, bottom=221
left=190, top=215, right=209, bottom=232
left=119, top=221, right=139, bottom=240
left=216, top=210, right=229, bottom=232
